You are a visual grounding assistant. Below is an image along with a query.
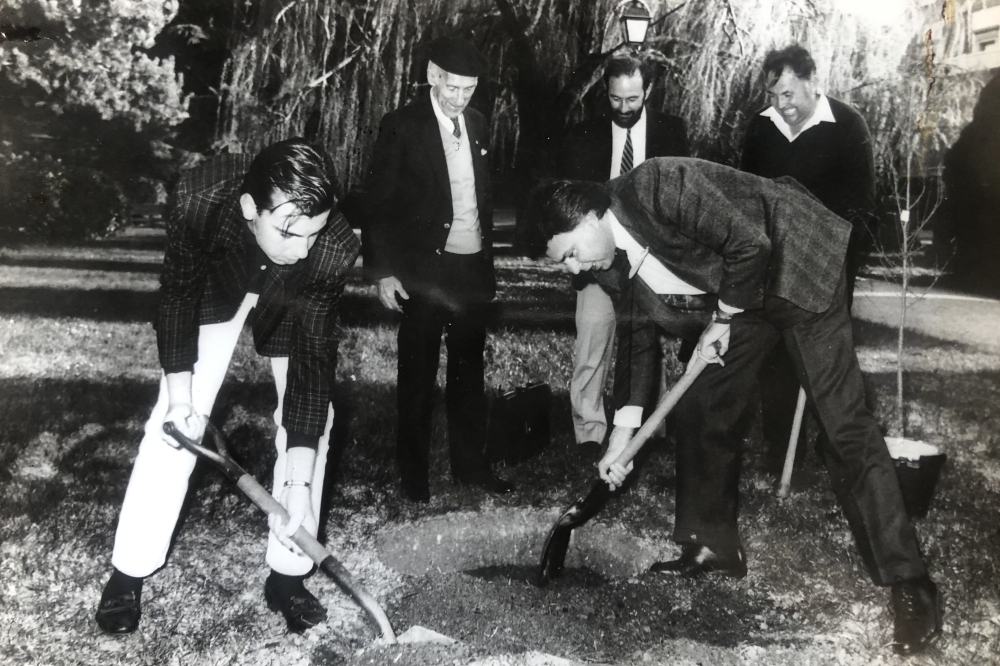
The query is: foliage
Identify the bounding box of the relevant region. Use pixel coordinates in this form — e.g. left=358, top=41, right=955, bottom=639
left=0, top=0, right=188, bottom=129
left=216, top=0, right=982, bottom=198
left=0, top=1, right=189, bottom=239
left=0, top=149, right=129, bottom=242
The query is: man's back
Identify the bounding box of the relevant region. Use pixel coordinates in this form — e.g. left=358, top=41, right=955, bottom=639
left=607, top=157, right=851, bottom=313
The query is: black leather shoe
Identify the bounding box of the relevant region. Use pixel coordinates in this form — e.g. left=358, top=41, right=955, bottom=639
left=574, top=441, right=604, bottom=463
left=454, top=469, right=515, bottom=494
left=264, top=577, right=327, bottom=633
left=96, top=588, right=141, bottom=634
left=892, top=576, right=942, bottom=656
left=649, top=543, right=747, bottom=579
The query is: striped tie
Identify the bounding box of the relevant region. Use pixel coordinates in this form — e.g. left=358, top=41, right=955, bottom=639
left=620, top=128, right=633, bottom=175
left=451, top=118, right=461, bottom=139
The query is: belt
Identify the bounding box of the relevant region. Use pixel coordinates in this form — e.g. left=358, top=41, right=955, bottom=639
left=659, top=293, right=709, bottom=311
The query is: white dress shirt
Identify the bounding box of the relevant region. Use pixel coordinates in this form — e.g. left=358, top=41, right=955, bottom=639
left=610, top=107, right=648, bottom=179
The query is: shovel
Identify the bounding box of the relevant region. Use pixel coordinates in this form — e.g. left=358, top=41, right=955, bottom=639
left=163, top=421, right=401, bottom=642
left=535, top=356, right=707, bottom=586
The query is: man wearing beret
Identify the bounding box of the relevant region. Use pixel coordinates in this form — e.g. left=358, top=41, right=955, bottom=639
left=363, top=37, right=513, bottom=502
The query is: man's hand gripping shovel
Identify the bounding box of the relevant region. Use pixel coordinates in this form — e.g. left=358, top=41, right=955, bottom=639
left=536, top=355, right=708, bottom=586
left=163, top=421, right=400, bottom=643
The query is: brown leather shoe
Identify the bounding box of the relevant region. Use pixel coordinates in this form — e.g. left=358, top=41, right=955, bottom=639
left=649, top=544, right=747, bottom=579
left=892, top=575, right=942, bottom=656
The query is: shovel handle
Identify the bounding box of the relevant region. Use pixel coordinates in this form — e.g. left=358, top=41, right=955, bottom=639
left=233, top=475, right=397, bottom=643
left=162, top=422, right=397, bottom=642
left=611, top=356, right=707, bottom=469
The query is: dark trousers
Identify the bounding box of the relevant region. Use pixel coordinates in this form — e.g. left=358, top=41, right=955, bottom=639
left=396, top=252, right=491, bottom=495
left=612, top=277, right=711, bottom=411
left=673, top=269, right=926, bottom=585
left=758, top=231, right=869, bottom=468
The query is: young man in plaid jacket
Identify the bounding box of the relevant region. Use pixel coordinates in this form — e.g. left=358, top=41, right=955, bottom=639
left=96, top=139, right=360, bottom=635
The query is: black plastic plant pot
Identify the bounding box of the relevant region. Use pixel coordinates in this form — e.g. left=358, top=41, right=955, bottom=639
left=886, top=437, right=947, bottom=520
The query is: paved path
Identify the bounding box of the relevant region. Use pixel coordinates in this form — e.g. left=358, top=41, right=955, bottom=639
left=853, top=278, right=1000, bottom=355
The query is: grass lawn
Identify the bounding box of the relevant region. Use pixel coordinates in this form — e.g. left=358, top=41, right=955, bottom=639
left=1, top=244, right=999, bottom=666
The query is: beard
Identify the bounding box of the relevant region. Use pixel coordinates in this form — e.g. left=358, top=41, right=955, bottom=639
left=611, top=106, right=643, bottom=129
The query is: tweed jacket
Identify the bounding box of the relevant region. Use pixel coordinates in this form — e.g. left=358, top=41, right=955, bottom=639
left=157, top=153, right=360, bottom=438
left=741, top=97, right=876, bottom=233
left=557, top=108, right=690, bottom=182
left=362, top=92, right=495, bottom=298
left=593, top=157, right=851, bottom=414
left=599, top=157, right=851, bottom=314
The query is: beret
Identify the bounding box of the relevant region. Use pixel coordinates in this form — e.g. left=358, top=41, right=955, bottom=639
left=428, top=36, right=487, bottom=78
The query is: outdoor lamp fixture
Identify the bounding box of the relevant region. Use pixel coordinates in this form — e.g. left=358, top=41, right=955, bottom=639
left=618, top=0, right=652, bottom=46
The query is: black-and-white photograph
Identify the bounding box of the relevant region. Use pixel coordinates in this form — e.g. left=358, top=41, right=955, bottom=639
left=1, top=1, right=998, bottom=664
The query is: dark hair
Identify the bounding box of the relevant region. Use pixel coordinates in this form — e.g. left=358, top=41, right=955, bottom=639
left=762, top=44, right=816, bottom=82
left=239, top=138, right=336, bottom=216
left=522, top=180, right=612, bottom=257
left=603, top=52, right=652, bottom=91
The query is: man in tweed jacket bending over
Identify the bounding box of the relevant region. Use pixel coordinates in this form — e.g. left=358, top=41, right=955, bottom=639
left=96, top=139, right=360, bottom=635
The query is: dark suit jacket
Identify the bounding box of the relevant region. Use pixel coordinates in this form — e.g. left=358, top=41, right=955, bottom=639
left=557, top=108, right=689, bottom=182
left=741, top=97, right=875, bottom=232
left=362, top=92, right=495, bottom=298
left=158, top=153, right=360, bottom=439
left=595, top=157, right=852, bottom=411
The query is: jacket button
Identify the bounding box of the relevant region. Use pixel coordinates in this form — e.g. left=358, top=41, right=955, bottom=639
left=436, top=249, right=442, bottom=255
left=444, top=223, right=451, bottom=229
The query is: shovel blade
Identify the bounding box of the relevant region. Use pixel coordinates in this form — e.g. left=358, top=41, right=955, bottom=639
left=536, top=481, right=612, bottom=586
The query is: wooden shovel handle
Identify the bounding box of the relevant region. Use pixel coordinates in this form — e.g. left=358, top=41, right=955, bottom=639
left=611, top=356, right=708, bottom=468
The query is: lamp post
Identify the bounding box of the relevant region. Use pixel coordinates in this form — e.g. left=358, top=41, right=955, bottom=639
left=618, top=0, right=652, bottom=46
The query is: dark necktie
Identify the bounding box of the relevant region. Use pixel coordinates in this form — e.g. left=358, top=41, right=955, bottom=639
left=620, top=128, right=634, bottom=175
left=451, top=118, right=461, bottom=139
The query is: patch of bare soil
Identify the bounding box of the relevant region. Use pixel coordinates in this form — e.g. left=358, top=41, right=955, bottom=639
left=342, top=562, right=800, bottom=665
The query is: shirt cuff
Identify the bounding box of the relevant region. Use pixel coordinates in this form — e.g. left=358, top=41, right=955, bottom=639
left=286, top=430, right=320, bottom=451
left=613, top=406, right=643, bottom=428
left=718, top=301, right=744, bottom=314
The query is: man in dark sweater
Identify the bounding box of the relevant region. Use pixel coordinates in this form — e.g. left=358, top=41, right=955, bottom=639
left=95, top=139, right=360, bottom=635
left=741, top=44, right=877, bottom=469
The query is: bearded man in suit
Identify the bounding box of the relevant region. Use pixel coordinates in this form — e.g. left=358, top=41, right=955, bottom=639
left=557, top=52, right=689, bottom=454
left=363, top=37, right=513, bottom=503
left=527, top=157, right=941, bottom=657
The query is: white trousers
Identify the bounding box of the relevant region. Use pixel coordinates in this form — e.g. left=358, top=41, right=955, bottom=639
left=570, top=282, right=616, bottom=444
left=111, top=294, right=334, bottom=578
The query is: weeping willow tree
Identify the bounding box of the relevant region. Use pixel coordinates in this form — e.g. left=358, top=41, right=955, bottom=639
left=215, top=0, right=978, bottom=198
left=216, top=0, right=617, bottom=194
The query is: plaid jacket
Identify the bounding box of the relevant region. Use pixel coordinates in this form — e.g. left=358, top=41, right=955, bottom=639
left=157, top=153, right=360, bottom=438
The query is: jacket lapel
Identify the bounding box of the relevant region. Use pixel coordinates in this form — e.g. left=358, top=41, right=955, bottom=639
left=466, top=112, right=487, bottom=201
left=418, top=96, right=452, bottom=211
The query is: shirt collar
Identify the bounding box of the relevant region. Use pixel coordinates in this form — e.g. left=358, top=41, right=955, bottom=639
left=761, top=93, right=835, bottom=142
left=430, top=91, right=465, bottom=135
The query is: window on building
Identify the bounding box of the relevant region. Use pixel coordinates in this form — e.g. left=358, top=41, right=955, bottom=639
left=974, top=27, right=999, bottom=51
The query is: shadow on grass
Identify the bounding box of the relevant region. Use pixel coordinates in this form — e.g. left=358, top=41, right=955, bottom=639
left=0, top=285, right=577, bottom=333
left=0, top=256, right=163, bottom=273
left=851, top=317, right=982, bottom=353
